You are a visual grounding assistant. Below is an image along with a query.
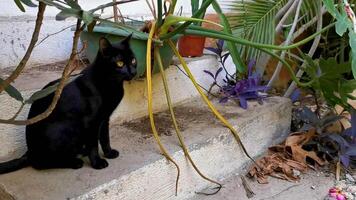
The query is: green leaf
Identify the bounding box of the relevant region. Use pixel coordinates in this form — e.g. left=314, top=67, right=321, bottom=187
left=335, top=13, right=349, bottom=36
left=301, top=54, right=318, bottom=79
left=160, top=15, right=222, bottom=35
left=87, top=20, right=97, bottom=32
left=0, top=78, right=24, bottom=102
left=323, top=0, right=338, bottom=18
left=82, top=11, right=94, bottom=25
left=55, top=8, right=81, bottom=21
left=212, top=1, right=246, bottom=73
left=14, top=0, right=25, bottom=12
left=64, top=0, right=81, bottom=10
left=191, top=0, right=199, bottom=14
left=349, top=32, right=356, bottom=79
left=319, top=58, right=351, bottom=78
left=20, top=0, right=37, bottom=7
left=227, top=0, right=288, bottom=61
left=25, top=74, right=81, bottom=104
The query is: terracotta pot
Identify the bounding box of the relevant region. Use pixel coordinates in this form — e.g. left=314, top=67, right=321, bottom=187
left=178, top=35, right=206, bottom=57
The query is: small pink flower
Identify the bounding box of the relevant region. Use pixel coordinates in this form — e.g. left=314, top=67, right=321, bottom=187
left=336, top=194, right=346, bottom=200
left=329, top=188, right=338, bottom=194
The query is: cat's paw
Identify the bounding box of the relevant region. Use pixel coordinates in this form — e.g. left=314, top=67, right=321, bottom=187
left=71, top=159, right=84, bottom=169
left=104, top=149, right=119, bottom=159
left=91, top=158, right=109, bottom=169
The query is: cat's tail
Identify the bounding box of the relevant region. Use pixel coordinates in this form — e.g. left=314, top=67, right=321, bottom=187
left=0, top=152, right=29, bottom=174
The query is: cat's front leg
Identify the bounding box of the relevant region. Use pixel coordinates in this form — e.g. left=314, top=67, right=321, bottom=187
left=88, top=122, right=109, bottom=169
left=99, top=120, right=119, bottom=159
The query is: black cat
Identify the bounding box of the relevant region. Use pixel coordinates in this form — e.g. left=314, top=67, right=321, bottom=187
left=0, top=35, right=137, bottom=173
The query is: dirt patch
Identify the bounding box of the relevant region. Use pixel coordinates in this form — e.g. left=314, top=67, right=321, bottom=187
left=0, top=58, right=89, bottom=77
left=122, top=104, right=236, bottom=138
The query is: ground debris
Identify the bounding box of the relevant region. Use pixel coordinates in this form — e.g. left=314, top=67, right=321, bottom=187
left=248, top=128, right=326, bottom=184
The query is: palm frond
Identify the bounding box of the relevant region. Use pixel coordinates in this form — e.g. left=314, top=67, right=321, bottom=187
left=300, top=0, right=321, bottom=28
left=226, top=0, right=289, bottom=62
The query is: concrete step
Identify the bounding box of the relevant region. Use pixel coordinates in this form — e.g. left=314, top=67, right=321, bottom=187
left=0, top=55, right=220, bottom=160
left=0, top=97, right=291, bottom=200
left=189, top=170, right=334, bottom=200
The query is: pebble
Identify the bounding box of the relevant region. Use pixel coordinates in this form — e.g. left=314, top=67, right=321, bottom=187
left=336, top=180, right=347, bottom=190
left=293, top=169, right=301, bottom=177
left=347, top=186, right=356, bottom=193
left=346, top=174, right=355, bottom=183
left=343, top=192, right=354, bottom=200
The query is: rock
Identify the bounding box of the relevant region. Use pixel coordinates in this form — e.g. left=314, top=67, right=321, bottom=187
left=343, top=192, right=353, bottom=200
left=293, top=169, right=301, bottom=177
left=346, top=174, right=355, bottom=183
left=336, top=180, right=347, bottom=190
left=347, top=185, right=356, bottom=193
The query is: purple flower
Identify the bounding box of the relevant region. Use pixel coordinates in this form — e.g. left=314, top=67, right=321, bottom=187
left=220, top=61, right=268, bottom=109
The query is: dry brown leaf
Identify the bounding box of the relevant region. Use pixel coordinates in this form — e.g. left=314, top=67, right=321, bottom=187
left=285, top=129, right=316, bottom=147
left=248, top=153, right=308, bottom=184
left=249, top=128, right=328, bottom=184
left=283, top=129, right=325, bottom=166
left=325, top=120, right=343, bottom=133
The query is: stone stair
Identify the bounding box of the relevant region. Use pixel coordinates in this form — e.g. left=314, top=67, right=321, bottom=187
left=0, top=97, right=291, bottom=200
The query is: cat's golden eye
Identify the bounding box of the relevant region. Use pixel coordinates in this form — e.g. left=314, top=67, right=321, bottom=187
left=116, top=61, right=124, bottom=68
left=131, top=58, right=136, bottom=64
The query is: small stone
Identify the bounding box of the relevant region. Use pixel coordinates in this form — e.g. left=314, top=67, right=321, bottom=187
left=311, top=185, right=316, bottom=190
left=336, top=180, right=347, bottom=190
left=293, top=169, right=301, bottom=177
left=347, top=186, right=356, bottom=193
left=343, top=192, right=353, bottom=200
left=346, top=174, right=355, bottom=182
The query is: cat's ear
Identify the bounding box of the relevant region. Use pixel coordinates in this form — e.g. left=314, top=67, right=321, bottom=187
left=99, top=37, right=112, bottom=55
left=121, top=33, right=132, bottom=47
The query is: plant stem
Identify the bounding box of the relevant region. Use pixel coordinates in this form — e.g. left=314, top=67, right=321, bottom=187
left=266, top=0, right=303, bottom=90
left=157, top=0, right=163, bottom=26
left=168, top=40, right=261, bottom=168
left=0, top=19, right=83, bottom=125
left=284, top=2, right=323, bottom=97
left=0, top=2, right=46, bottom=93
left=183, top=22, right=335, bottom=51
left=212, top=1, right=246, bottom=73
left=113, top=0, right=119, bottom=22
left=155, top=48, right=222, bottom=195
left=88, top=0, right=139, bottom=12
left=275, top=0, right=294, bottom=21
left=275, top=0, right=299, bottom=33
left=145, top=21, right=180, bottom=195
left=160, top=0, right=214, bottom=39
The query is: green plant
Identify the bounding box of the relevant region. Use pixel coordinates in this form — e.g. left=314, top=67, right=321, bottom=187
left=227, top=0, right=320, bottom=64
left=191, top=0, right=208, bottom=26
left=3, top=0, right=337, bottom=195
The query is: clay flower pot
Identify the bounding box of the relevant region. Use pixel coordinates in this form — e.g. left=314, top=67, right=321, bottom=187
left=178, top=35, right=206, bottom=57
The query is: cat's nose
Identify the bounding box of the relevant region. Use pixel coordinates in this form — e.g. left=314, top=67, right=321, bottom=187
left=130, top=66, right=137, bottom=76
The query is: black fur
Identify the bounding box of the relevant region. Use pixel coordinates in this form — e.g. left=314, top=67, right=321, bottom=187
left=0, top=35, right=136, bottom=174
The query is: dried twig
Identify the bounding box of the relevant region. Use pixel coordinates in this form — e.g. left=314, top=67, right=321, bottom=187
left=88, top=0, right=139, bottom=13
left=275, top=0, right=299, bottom=33
left=145, top=0, right=157, bottom=19
left=35, top=24, right=75, bottom=47
left=284, top=5, right=324, bottom=97
left=275, top=0, right=294, bottom=21
left=0, top=3, right=46, bottom=93
left=266, top=0, right=303, bottom=90
left=113, top=0, right=119, bottom=22
left=241, top=176, right=255, bottom=198
left=8, top=103, right=25, bottom=121
left=0, top=19, right=84, bottom=125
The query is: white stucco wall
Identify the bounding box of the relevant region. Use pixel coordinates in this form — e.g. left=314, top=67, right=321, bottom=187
left=0, top=0, right=223, bottom=69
